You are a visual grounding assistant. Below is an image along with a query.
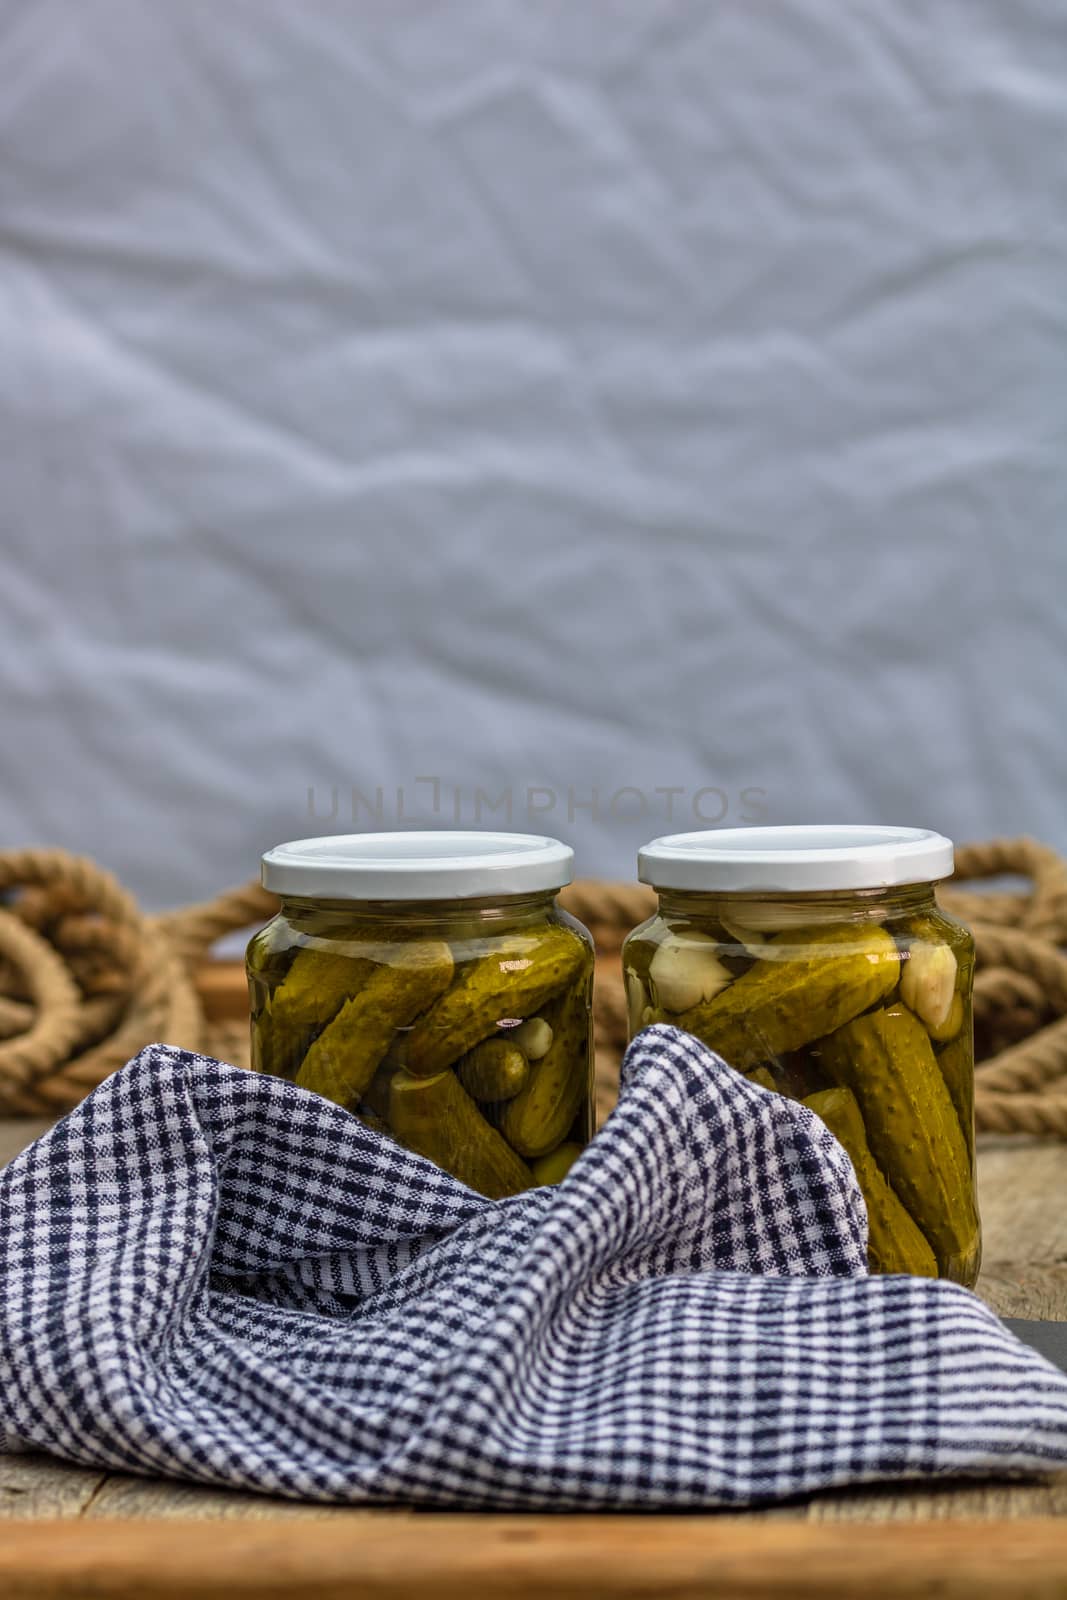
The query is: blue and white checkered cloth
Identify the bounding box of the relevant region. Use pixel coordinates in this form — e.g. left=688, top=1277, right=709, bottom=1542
left=3, top=1023, right=1067, bottom=1507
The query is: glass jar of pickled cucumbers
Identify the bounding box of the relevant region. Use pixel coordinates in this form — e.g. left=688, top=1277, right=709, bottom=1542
left=624, top=826, right=979, bottom=1285
left=247, top=832, right=594, bottom=1199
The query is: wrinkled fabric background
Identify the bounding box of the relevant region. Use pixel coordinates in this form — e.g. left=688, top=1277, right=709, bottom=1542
left=3, top=1, right=1066, bottom=908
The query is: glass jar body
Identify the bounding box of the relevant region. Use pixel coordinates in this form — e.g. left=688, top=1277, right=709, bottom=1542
left=622, top=884, right=979, bottom=1284
left=247, top=890, right=595, bottom=1198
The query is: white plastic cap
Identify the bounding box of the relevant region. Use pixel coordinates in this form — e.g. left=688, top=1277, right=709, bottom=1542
left=638, top=825, right=954, bottom=893
left=261, top=831, right=574, bottom=901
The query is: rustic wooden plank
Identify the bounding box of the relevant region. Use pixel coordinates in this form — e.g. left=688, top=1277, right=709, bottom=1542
left=195, top=961, right=249, bottom=1022
left=978, top=1138, right=1067, bottom=1267
left=0, top=1455, right=107, bottom=1521
left=790, top=1473, right=1067, bottom=1522
left=4, top=1515, right=1067, bottom=1599
left=31, top=1463, right=1067, bottom=1526
left=83, top=1474, right=409, bottom=1522
left=979, top=1265, right=1067, bottom=1320
left=973, top=1136, right=1067, bottom=1319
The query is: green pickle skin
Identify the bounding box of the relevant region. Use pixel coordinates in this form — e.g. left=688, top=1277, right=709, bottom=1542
left=388, top=1068, right=534, bottom=1198
left=624, top=893, right=978, bottom=1284
left=253, top=947, right=376, bottom=1079
left=531, top=1142, right=582, bottom=1185
left=818, top=1004, right=979, bottom=1280
left=247, top=902, right=593, bottom=1201
left=405, top=923, right=587, bottom=1076
left=803, top=1087, right=938, bottom=1277
left=456, top=1038, right=530, bottom=1103
left=936, top=1029, right=974, bottom=1133
left=648, top=924, right=900, bottom=1070
left=500, top=980, right=593, bottom=1158
left=295, top=941, right=454, bottom=1108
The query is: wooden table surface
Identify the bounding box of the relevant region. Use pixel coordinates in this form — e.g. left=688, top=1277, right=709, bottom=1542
left=2, top=1118, right=1067, bottom=1597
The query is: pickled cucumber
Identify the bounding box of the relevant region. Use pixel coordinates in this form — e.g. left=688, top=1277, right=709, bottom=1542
left=254, top=946, right=377, bottom=1078
left=246, top=916, right=305, bottom=1010
left=456, top=1038, right=530, bottom=1103
left=625, top=972, right=649, bottom=1034
left=406, top=924, right=587, bottom=1076
left=389, top=1067, right=533, bottom=1198
left=531, top=1142, right=582, bottom=1185
left=819, top=1004, right=978, bottom=1274
left=804, top=1087, right=938, bottom=1277
left=500, top=982, right=591, bottom=1158
left=653, top=924, right=900, bottom=1070
left=936, top=1025, right=974, bottom=1131
left=295, top=941, right=453, bottom=1109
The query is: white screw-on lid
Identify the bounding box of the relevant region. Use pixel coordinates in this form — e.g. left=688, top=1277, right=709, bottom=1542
left=261, top=831, right=574, bottom=901
left=638, top=825, right=954, bottom=893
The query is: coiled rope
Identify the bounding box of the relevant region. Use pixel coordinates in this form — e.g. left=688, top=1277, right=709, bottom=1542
left=1, top=841, right=1066, bottom=1135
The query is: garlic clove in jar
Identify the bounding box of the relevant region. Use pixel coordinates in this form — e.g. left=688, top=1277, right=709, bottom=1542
left=649, top=932, right=733, bottom=1013
left=900, top=940, right=958, bottom=1033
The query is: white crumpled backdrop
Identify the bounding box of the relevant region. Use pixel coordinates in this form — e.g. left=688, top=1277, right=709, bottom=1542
left=3, top=1, right=1066, bottom=908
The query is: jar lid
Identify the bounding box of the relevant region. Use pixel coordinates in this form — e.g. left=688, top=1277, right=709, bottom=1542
left=638, top=825, right=954, bottom=893
left=261, top=831, right=574, bottom=901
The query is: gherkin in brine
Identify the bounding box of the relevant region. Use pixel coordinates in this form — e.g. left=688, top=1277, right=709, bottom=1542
left=500, top=982, right=593, bottom=1159
left=248, top=833, right=595, bottom=1204
left=253, top=945, right=377, bottom=1078
left=649, top=924, right=900, bottom=1070
left=804, top=1086, right=938, bottom=1277
left=405, top=924, right=587, bottom=1076
left=389, top=1067, right=534, bottom=1198
left=818, top=1004, right=979, bottom=1278
left=295, top=941, right=454, bottom=1109
left=456, top=1038, right=530, bottom=1103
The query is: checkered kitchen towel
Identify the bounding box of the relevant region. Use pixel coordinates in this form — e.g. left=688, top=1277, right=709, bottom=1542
left=3, top=1024, right=1067, bottom=1507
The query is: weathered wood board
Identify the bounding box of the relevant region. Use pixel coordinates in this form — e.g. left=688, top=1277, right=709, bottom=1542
left=2, top=1514, right=1067, bottom=1598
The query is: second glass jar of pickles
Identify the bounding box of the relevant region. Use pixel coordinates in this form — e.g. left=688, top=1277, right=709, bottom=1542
left=247, top=832, right=594, bottom=1198
left=624, top=826, right=979, bottom=1284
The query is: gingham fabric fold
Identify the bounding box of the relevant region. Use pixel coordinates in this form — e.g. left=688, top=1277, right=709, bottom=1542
left=2, top=1024, right=1067, bottom=1507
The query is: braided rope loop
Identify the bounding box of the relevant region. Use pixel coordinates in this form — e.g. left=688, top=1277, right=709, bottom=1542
left=0, top=839, right=1065, bottom=1132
